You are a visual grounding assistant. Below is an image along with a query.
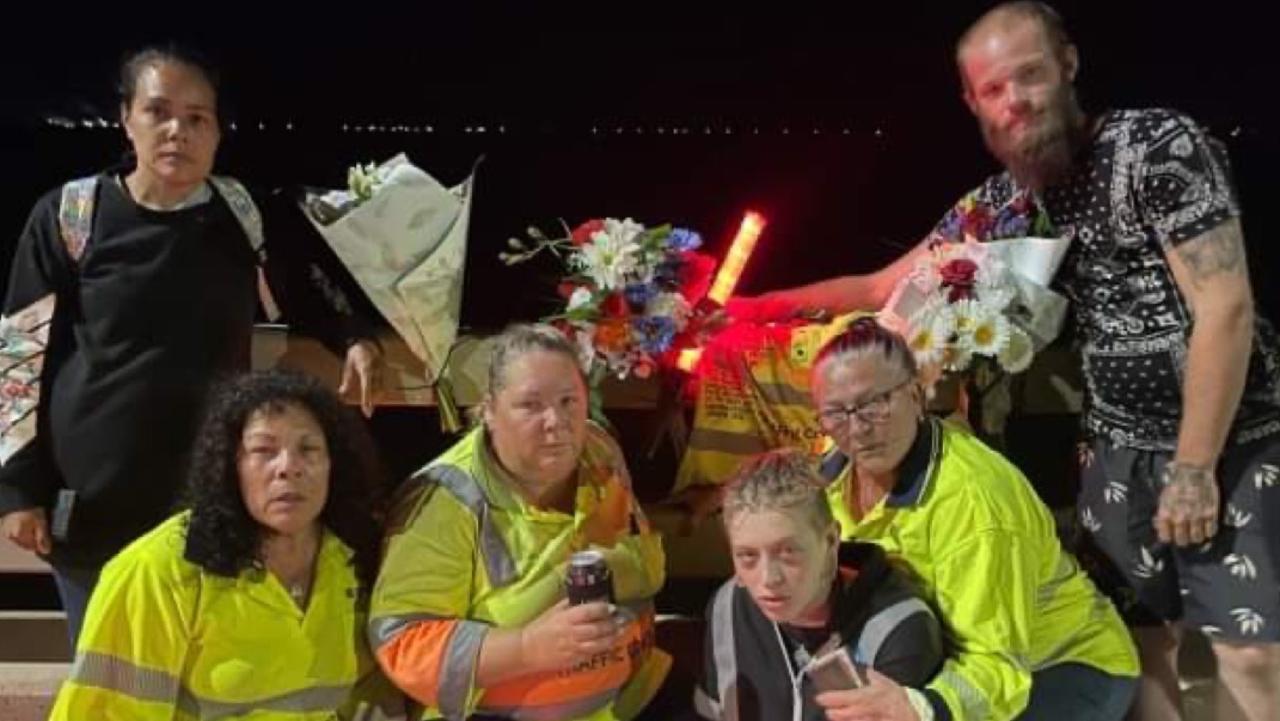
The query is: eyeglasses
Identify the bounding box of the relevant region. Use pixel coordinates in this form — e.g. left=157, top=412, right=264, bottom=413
left=818, top=378, right=914, bottom=428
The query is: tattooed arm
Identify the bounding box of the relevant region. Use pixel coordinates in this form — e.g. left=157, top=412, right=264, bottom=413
left=1159, top=217, right=1253, bottom=545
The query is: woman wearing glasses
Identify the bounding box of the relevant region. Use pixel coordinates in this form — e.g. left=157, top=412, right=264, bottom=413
left=805, top=316, right=1139, bottom=721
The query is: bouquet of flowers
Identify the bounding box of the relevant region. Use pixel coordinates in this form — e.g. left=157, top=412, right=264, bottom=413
left=502, top=217, right=717, bottom=384
left=883, top=241, right=1034, bottom=377
left=881, top=189, right=1071, bottom=381
left=301, top=154, right=477, bottom=380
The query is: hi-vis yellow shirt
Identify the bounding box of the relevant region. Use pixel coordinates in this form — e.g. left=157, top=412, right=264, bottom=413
left=825, top=418, right=1138, bottom=721
left=370, top=421, right=670, bottom=721
left=49, top=512, right=400, bottom=720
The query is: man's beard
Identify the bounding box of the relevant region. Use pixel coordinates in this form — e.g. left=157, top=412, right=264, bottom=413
left=981, top=86, right=1087, bottom=192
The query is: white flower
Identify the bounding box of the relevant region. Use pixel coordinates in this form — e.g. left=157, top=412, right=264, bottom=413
left=566, top=287, right=595, bottom=312
left=905, top=309, right=950, bottom=367
left=647, top=292, right=692, bottom=330
left=950, top=299, right=982, bottom=336
left=997, top=326, right=1034, bottom=373
left=977, top=284, right=1016, bottom=312
left=571, top=218, right=644, bottom=291
left=960, top=303, right=1010, bottom=357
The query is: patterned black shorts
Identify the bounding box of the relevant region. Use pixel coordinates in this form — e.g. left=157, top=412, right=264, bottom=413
left=1077, top=434, right=1280, bottom=642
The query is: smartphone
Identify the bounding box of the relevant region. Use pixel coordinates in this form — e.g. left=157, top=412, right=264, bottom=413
left=50, top=489, right=76, bottom=542
left=805, top=647, right=867, bottom=692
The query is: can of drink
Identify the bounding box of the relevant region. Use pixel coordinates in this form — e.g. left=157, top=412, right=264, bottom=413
left=565, top=550, right=613, bottom=605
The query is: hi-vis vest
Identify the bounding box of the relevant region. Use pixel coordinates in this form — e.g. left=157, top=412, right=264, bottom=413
left=370, top=422, right=670, bottom=721
left=674, top=312, right=871, bottom=493
left=48, top=512, right=404, bottom=720
left=822, top=419, right=1139, bottom=720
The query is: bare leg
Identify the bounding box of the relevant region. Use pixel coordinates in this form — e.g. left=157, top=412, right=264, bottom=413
left=1130, top=624, right=1183, bottom=720
left=1212, top=641, right=1280, bottom=721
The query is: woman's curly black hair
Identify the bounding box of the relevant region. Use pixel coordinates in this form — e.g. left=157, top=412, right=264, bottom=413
left=182, top=370, right=385, bottom=589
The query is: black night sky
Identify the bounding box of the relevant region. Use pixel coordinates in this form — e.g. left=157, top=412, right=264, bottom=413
left=2, top=1, right=1277, bottom=329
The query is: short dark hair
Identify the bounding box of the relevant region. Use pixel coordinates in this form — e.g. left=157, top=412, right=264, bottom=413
left=182, top=371, right=385, bottom=589
left=119, top=43, right=221, bottom=110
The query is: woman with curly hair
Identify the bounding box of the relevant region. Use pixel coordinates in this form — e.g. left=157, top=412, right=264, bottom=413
left=49, top=370, right=405, bottom=720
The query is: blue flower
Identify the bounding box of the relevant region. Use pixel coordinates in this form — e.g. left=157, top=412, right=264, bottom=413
left=936, top=208, right=963, bottom=241
left=667, top=228, right=703, bottom=251
left=993, top=211, right=1030, bottom=239
left=624, top=283, right=657, bottom=310
left=631, top=316, right=677, bottom=354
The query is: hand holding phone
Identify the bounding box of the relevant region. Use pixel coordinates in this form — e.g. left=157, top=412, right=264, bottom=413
left=805, top=647, right=868, bottom=692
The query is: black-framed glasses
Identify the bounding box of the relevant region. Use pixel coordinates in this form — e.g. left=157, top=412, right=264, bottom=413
left=818, top=377, right=914, bottom=428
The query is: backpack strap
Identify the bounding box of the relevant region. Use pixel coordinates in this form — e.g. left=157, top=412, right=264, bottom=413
left=208, top=175, right=265, bottom=263
left=207, top=176, right=281, bottom=322
left=57, top=176, right=99, bottom=263
left=57, top=174, right=282, bottom=322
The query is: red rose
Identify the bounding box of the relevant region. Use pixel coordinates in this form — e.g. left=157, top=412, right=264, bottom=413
left=557, top=281, right=579, bottom=299
left=939, top=258, right=978, bottom=286
left=571, top=219, right=605, bottom=246
left=601, top=292, right=629, bottom=318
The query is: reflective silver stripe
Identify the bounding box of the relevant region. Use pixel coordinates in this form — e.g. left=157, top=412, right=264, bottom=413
left=687, top=428, right=771, bottom=455
left=936, top=667, right=990, bottom=720
left=179, top=683, right=352, bottom=721
left=482, top=688, right=616, bottom=721
left=709, top=581, right=739, bottom=721
left=428, top=463, right=519, bottom=587
left=437, top=619, right=488, bottom=719
left=367, top=611, right=448, bottom=650
left=69, top=650, right=181, bottom=704
left=754, top=381, right=813, bottom=407
left=693, top=686, right=723, bottom=720
left=1036, top=590, right=1112, bottom=669
left=855, top=598, right=935, bottom=667
left=70, top=650, right=351, bottom=720
left=1036, top=554, right=1077, bottom=608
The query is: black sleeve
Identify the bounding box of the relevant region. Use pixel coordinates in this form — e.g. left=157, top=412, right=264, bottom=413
left=258, top=187, right=382, bottom=355
left=1137, top=109, right=1240, bottom=250
left=0, top=191, right=76, bottom=514
left=870, top=603, right=945, bottom=689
